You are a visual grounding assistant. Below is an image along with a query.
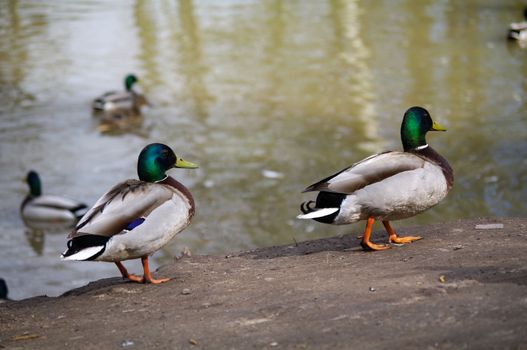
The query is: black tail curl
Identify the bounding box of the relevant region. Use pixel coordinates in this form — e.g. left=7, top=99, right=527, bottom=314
left=300, top=200, right=316, bottom=214
left=300, top=192, right=346, bottom=224
left=62, top=234, right=109, bottom=261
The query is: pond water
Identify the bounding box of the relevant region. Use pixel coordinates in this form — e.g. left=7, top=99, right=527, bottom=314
left=0, top=0, right=526, bottom=300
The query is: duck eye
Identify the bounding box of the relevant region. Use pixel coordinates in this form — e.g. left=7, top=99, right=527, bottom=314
left=160, top=149, right=169, bottom=158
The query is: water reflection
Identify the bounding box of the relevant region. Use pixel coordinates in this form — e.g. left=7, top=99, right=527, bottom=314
left=24, top=229, right=45, bottom=256
left=0, top=1, right=39, bottom=110
left=0, top=0, right=526, bottom=299
left=333, top=0, right=380, bottom=152
left=22, top=209, right=82, bottom=257
left=96, top=110, right=147, bottom=136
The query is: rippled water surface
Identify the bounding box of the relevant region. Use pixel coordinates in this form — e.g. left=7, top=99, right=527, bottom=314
left=1, top=0, right=526, bottom=299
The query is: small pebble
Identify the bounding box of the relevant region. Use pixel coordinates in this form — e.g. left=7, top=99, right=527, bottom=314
left=120, top=340, right=134, bottom=347
left=369, top=287, right=376, bottom=292
left=453, top=245, right=463, bottom=251
left=181, top=288, right=191, bottom=295
left=475, top=223, right=504, bottom=230
left=270, top=341, right=278, bottom=347
left=189, top=338, right=198, bottom=346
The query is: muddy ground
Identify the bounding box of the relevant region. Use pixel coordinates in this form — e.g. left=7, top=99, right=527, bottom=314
left=1, top=217, right=526, bottom=350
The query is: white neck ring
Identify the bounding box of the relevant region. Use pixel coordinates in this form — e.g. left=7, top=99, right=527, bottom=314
left=155, top=175, right=168, bottom=183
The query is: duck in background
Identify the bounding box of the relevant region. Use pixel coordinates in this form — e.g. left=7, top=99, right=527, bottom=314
left=0, top=278, right=9, bottom=302
left=298, top=106, right=453, bottom=251
left=508, top=7, right=527, bottom=44
left=61, top=143, right=198, bottom=284
left=21, top=170, right=88, bottom=229
left=92, top=74, right=150, bottom=114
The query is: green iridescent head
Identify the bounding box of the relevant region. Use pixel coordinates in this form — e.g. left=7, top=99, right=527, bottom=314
left=124, top=74, right=139, bottom=91
left=401, top=106, right=446, bottom=151
left=137, top=143, right=198, bottom=183
left=26, top=170, right=42, bottom=197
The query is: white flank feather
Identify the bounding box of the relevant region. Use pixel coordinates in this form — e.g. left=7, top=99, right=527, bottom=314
left=61, top=246, right=105, bottom=261
left=297, top=208, right=339, bottom=219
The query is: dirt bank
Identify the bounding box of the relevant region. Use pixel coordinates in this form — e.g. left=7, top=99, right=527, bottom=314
left=1, top=217, right=526, bottom=349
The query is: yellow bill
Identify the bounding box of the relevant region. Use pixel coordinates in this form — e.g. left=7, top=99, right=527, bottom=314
left=175, top=157, right=199, bottom=169
left=431, top=121, right=447, bottom=131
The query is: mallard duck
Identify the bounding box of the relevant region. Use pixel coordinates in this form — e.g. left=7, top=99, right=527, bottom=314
left=0, top=278, right=8, bottom=301
left=21, top=170, right=88, bottom=227
left=298, top=106, right=453, bottom=251
left=61, top=143, right=198, bottom=284
left=92, top=74, right=149, bottom=112
left=508, top=8, right=527, bottom=41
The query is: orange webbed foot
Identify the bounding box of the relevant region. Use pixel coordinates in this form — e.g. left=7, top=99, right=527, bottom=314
left=389, top=235, right=422, bottom=244
left=360, top=217, right=391, bottom=252
left=143, top=276, right=170, bottom=284
left=125, top=274, right=145, bottom=283
left=141, top=256, right=171, bottom=285
left=383, top=220, right=422, bottom=246
left=360, top=240, right=391, bottom=251
left=115, top=261, right=144, bottom=283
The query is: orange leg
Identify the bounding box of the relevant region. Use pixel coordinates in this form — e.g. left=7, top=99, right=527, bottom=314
left=141, top=256, right=170, bottom=284
left=115, top=261, right=143, bottom=283
left=360, top=217, right=390, bottom=251
left=382, top=221, right=422, bottom=244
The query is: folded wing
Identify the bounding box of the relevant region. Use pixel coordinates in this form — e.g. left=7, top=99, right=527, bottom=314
left=70, top=179, right=173, bottom=239
left=303, top=152, right=426, bottom=194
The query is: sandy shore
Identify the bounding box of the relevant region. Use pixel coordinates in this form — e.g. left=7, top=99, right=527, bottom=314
left=1, top=217, right=526, bottom=349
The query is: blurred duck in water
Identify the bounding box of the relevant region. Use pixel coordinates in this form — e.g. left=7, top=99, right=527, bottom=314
left=0, top=278, right=9, bottom=302
left=92, top=74, right=150, bottom=113
left=0, top=279, right=8, bottom=300
left=508, top=7, right=527, bottom=44
left=21, top=170, right=88, bottom=228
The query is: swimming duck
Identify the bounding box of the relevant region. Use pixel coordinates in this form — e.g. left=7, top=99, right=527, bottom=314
left=92, top=74, right=149, bottom=113
left=21, top=170, right=88, bottom=227
left=61, top=143, right=198, bottom=284
left=508, top=8, right=527, bottom=42
left=298, top=106, right=453, bottom=251
left=0, top=278, right=9, bottom=301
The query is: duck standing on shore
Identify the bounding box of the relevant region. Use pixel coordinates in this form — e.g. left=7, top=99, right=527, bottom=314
left=61, top=143, right=198, bottom=284
left=298, top=106, right=454, bottom=251
left=21, top=170, right=88, bottom=227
